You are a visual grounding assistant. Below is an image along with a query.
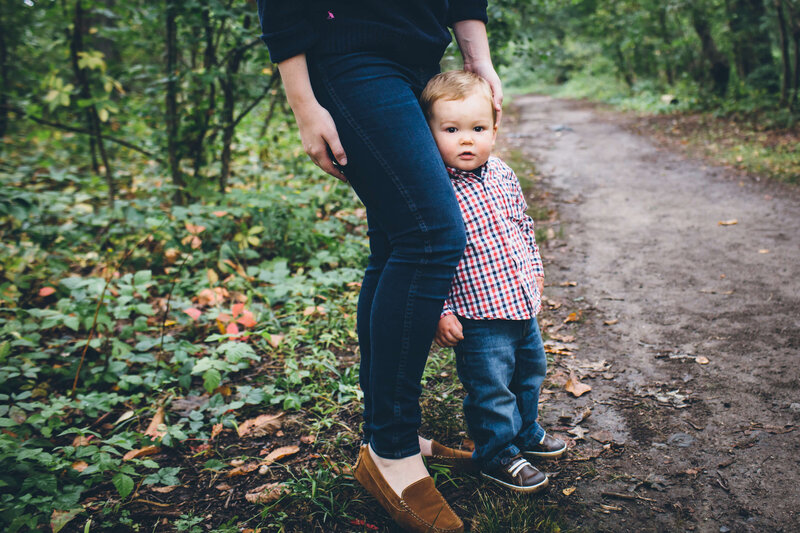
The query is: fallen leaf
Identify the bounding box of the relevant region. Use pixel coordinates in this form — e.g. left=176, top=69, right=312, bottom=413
left=564, top=311, right=582, bottom=324
left=144, top=406, right=166, bottom=440
left=568, top=425, right=588, bottom=440
left=718, top=219, right=738, bottom=226
left=215, top=483, right=232, bottom=491
left=549, top=333, right=576, bottom=343
left=227, top=462, right=260, bottom=477
left=590, top=430, right=614, bottom=444
left=266, top=334, right=284, bottom=349
left=238, top=412, right=284, bottom=438
left=758, top=249, right=769, bottom=254
left=562, top=487, right=576, bottom=496
left=123, top=445, right=160, bottom=461
left=300, top=434, right=316, bottom=444
left=115, top=410, right=135, bottom=426
left=599, top=504, right=622, bottom=512
left=696, top=355, right=710, bottom=365
left=39, top=286, right=56, bottom=297
left=71, top=435, right=94, bottom=447
left=197, top=287, right=228, bottom=306
left=226, top=322, right=240, bottom=336
left=223, top=259, right=250, bottom=280
left=559, top=281, right=578, bottom=287
left=211, top=423, right=223, bottom=440
left=51, top=508, right=83, bottom=533
left=565, top=374, right=592, bottom=397
left=302, top=305, right=327, bottom=316
left=151, top=485, right=179, bottom=494
left=212, top=211, right=228, bottom=217
left=184, top=307, right=202, bottom=321
left=71, top=461, right=89, bottom=472
left=264, top=445, right=300, bottom=465
left=237, top=310, right=257, bottom=328
left=603, top=319, right=619, bottom=326
left=214, top=385, right=232, bottom=397
left=185, top=222, right=206, bottom=234
left=231, top=302, right=245, bottom=318
left=244, top=482, right=288, bottom=504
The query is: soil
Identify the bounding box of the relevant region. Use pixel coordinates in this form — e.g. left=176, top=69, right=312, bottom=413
left=503, top=95, right=800, bottom=532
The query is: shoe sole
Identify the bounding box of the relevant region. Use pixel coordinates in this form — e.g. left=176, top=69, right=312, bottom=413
left=480, top=471, right=550, bottom=493
left=524, top=447, right=567, bottom=459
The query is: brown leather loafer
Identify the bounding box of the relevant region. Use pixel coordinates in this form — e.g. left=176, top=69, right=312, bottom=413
left=425, top=440, right=478, bottom=472
left=523, top=433, right=567, bottom=459
left=353, top=445, right=464, bottom=533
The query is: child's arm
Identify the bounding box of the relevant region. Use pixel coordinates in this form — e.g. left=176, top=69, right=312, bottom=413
left=507, top=168, right=545, bottom=280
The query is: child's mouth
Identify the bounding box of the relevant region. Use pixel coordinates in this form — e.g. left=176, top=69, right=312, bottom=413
left=459, top=152, right=475, bottom=158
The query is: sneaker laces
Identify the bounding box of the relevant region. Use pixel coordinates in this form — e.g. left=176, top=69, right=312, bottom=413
left=507, top=457, right=531, bottom=478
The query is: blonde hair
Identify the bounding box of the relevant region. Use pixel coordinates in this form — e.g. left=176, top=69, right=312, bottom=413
left=420, top=70, right=497, bottom=124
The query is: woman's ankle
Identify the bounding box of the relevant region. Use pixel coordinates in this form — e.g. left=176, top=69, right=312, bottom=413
left=368, top=444, right=429, bottom=497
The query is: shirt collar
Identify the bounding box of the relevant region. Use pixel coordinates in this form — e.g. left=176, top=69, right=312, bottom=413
left=446, top=162, right=487, bottom=181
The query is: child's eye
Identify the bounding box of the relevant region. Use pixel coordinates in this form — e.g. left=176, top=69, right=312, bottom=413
left=446, top=127, right=457, bottom=133
left=473, top=126, right=485, bottom=132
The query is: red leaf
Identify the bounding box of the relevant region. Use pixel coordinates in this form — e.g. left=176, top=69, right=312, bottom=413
left=226, top=322, right=240, bottom=336
left=39, top=286, right=56, bottom=297
left=184, top=308, right=202, bottom=321
left=236, top=310, right=257, bottom=328
left=217, top=313, right=232, bottom=324
left=231, top=302, right=245, bottom=319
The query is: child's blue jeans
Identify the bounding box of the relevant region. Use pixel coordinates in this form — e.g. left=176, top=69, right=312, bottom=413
left=454, top=317, right=548, bottom=471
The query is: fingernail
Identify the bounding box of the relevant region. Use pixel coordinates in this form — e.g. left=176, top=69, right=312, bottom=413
left=340, top=157, right=347, bottom=165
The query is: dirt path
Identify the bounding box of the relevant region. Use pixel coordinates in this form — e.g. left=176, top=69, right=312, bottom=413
left=504, top=96, right=800, bottom=532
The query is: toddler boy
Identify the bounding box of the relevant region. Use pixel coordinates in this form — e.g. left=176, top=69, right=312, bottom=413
left=420, top=71, right=566, bottom=492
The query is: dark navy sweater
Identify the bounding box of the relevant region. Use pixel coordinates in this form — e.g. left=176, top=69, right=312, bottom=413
left=257, top=0, right=488, bottom=65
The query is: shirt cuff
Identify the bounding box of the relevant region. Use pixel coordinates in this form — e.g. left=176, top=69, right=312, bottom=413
left=447, top=0, right=488, bottom=25
left=261, top=21, right=318, bottom=63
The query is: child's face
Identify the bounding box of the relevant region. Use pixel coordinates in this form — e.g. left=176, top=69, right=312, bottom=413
left=428, top=90, right=497, bottom=171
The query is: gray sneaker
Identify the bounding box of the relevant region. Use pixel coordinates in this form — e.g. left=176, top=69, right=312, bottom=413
left=481, top=454, right=549, bottom=493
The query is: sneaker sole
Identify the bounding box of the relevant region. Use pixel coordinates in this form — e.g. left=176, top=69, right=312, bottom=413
left=480, top=471, right=550, bottom=493
left=524, top=447, right=567, bottom=459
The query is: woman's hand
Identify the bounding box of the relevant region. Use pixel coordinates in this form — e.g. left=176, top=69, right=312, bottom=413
left=278, top=54, right=348, bottom=181
left=465, top=60, right=503, bottom=124
left=292, top=100, right=348, bottom=181
left=453, top=20, right=504, bottom=124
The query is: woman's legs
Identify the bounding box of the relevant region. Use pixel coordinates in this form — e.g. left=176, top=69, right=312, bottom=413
left=309, top=53, right=466, bottom=463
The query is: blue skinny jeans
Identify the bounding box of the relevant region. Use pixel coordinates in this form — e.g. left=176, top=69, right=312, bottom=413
left=454, top=317, right=548, bottom=471
left=308, top=52, right=467, bottom=458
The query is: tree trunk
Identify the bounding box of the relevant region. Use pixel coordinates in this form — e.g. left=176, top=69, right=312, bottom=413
left=70, top=0, right=115, bottom=207
left=690, top=6, right=731, bottom=96
left=657, top=6, right=675, bottom=85
left=727, top=0, right=780, bottom=92
left=165, top=0, right=186, bottom=204
left=0, top=4, right=8, bottom=139
left=787, top=1, right=800, bottom=106
left=776, top=0, right=792, bottom=105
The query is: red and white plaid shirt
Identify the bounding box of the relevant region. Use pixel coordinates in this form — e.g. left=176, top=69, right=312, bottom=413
left=442, top=156, right=544, bottom=320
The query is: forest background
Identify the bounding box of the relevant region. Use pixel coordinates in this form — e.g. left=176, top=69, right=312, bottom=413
left=1, top=0, right=798, bottom=531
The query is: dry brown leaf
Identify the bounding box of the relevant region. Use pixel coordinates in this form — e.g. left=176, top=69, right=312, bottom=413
left=559, top=281, right=578, bottom=287
left=565, top=373, right=592, bottom=397
left=71, top=435, right=93, bottom=447
left=244, top=482, right=288, bottom=504
left=300, top=434, right=316, bottom=444
left=151, top=485, right=179, bottom=494
left=718, top=219, right=738, bottom=226
left=549, top=333, right=576, bottom=343
left=123, top=445, right=160, bottom=461
left=144, top=406, right=166, bottom=440
left=227, top=462, right=260, bottom=477
left=590, top=430, right=614, bottom=444
left=210, top=423, right=223, bottom=440
left=237, top=412, right=284, bottom=438
left=263, top=445, right=300, bottom=465
left=215, top=483, right=232, bottom=491
left=696, top=355, right=710, bottom=365
left=197, top=287, right=228, bottom=307
left=758, top=249, right=770, bottom=254
left=266, top=334, right=284, bottom=349
left=71, top=461, right=89, bottom=472
left=603, top=319, right=619, bottom=326
left=564, top=311, right=582, bottom=324
left=562, top=487, right=576, bottom=496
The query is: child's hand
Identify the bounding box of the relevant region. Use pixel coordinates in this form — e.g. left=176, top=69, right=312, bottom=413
left=435, top=315, right=464, bottom=347
left=535, top=276, right=544, bottom=296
